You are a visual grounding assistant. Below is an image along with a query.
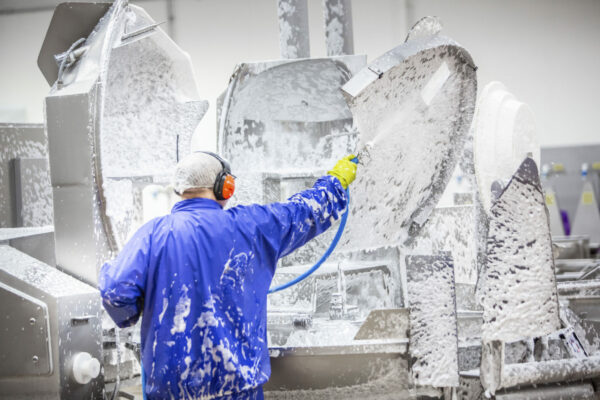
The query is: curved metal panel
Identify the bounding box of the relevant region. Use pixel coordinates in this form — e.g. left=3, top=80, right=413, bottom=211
left=339, top=17, right=477, bottom=250
left=220, top=56, right=364, bottom=180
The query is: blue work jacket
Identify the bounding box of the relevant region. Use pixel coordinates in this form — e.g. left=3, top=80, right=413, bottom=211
left=98, top=176, right=347, bottom=399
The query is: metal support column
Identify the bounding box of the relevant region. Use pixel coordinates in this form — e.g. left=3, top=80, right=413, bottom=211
left=323, top=0, right=354, bottom=56
left=277, top=0, right=310, bottom=59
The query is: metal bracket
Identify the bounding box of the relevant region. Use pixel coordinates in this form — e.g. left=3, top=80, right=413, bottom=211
left=121, top=21, right=165, bottom=41
left=367, top=66, right=383, bottom=78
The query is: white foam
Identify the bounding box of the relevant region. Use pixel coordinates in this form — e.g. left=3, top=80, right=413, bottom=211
left=171, top=285, right=191, bottom=335
left=406, top=255, right=459, bottom=387
left=340, top=44, right=476, bottom=250
left=479, top=159, right=560, bottom=341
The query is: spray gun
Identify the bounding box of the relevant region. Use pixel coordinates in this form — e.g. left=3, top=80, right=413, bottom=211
left=353, top=142, right=373, bottom=166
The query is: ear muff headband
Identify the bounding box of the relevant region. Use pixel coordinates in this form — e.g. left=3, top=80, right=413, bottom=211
left=196, top=151, right=235, bottom=200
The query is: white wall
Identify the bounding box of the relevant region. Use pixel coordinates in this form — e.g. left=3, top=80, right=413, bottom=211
left=0, top=0, right=598, bottom=149
left=0, top=9, right=54, bottom=123
left=409, top=0, right=600, bottom=148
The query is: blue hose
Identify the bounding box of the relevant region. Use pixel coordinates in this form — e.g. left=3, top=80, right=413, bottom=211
left=267, top=187, right=350, bottom=294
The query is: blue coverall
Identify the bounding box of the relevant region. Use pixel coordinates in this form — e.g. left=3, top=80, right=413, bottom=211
left=98, top=176, right=348, bottom=399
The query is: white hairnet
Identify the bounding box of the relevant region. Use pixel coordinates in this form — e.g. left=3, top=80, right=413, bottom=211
left=172, top=152, right=223, bottom=195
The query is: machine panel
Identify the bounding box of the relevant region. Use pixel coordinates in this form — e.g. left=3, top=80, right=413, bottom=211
left=0, top=281, right=52, bottom=377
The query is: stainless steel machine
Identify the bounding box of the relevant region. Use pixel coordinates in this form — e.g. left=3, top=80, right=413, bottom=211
left=1, top=120, right=103, bottom=399
left=0, top=244, right=103, bottom=400
left=2, top=1, right=600, bottom=399
left=2, top=1, right=206, bottom=398
left=217, top=7, right=478, bottom=398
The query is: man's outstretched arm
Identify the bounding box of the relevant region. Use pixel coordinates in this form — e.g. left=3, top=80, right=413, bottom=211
left=98, top=221, right=153, bottom=328
left=247, top=155, right=358, bottom=260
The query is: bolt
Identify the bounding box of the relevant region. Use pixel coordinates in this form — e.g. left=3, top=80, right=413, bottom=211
left=32, top=355, right=39, bottom=363
left=29, top=317, right=36, bottom=325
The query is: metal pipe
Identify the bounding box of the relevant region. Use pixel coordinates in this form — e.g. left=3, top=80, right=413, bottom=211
left=500, top=356, right=600, bottom=389
left=496, top=383, right=595, bottom=400
left=558, top=279, right=600, bottom=298
left=323, top=0, right=354, bottom=56
left=55, top=37, right=86, bottom=87
left=121, top=21, right=164, bottom=41
left=277, top=0, right=310, bottom=59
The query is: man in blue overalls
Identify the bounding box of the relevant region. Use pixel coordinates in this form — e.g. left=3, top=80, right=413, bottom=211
left=99, top=151, right=357, bottom=399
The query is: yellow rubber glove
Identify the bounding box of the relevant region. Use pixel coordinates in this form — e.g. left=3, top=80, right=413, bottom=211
left=327, top=155, right=358, bottom=189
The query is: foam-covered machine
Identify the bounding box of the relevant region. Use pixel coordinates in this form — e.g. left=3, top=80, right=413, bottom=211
left=3, top=1, right=600, bottom=399
left=218, top=5, right=478, bottom=397
left=1, top=1, right=206, bottom=398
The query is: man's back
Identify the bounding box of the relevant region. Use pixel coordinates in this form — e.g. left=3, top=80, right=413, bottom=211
left=99, top=176, right=348, bottom=399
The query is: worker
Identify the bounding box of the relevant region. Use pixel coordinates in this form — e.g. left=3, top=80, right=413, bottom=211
left=99, top=151, right=357, bottom=400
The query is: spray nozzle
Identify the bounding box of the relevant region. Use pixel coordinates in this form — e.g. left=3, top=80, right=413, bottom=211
left=354, top=142, right=374, bottom=166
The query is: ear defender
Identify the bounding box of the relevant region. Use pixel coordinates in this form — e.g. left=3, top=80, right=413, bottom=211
left=220, top=174, right=236, bottom=200
left=197, top=151, right=235, bottom=200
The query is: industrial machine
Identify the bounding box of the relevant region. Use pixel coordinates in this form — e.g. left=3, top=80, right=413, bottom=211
left=1, top=1, right=600, bottom=399
left=2, top=0, right=206, bottom=397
